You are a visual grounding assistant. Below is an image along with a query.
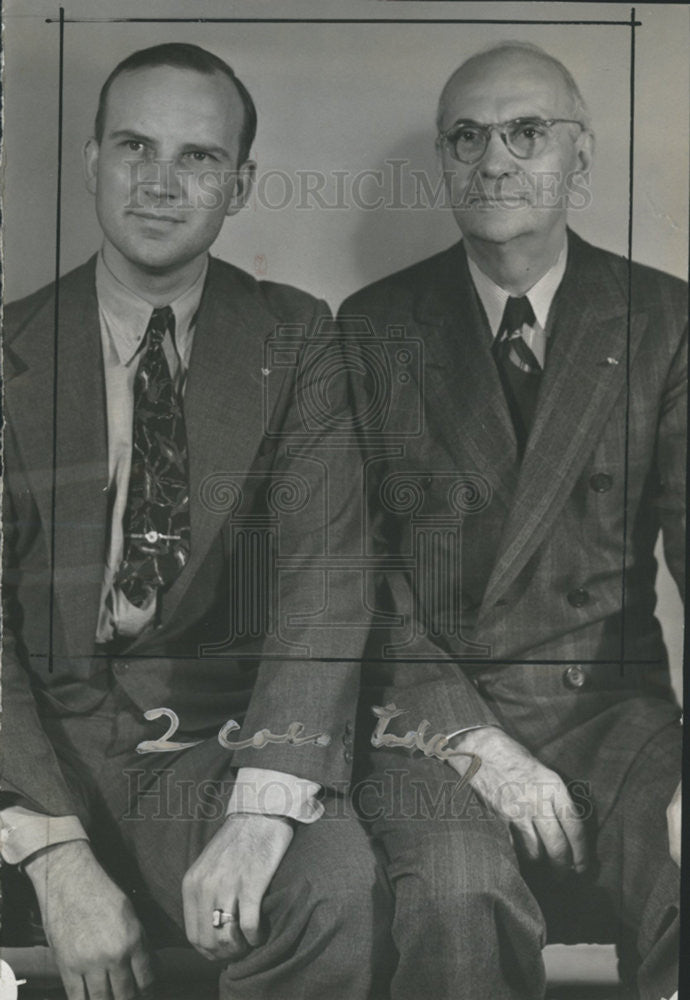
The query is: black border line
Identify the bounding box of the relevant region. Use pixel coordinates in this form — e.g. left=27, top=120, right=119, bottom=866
left=48, top=6, right=65, bottom=672
left=28, top=654, right=666, bottom=665
left=45, top=16, right=641, bottom=25
left=42, top=5, right=647, bottom=676
left=618, top=7, right=636, bottom=678
left=35, top=9, right=686, bottom=993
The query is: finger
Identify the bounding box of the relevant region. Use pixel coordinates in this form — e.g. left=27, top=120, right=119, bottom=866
left=239, top=894, right=263, bottom=948
left=533, top=814, right=571, bottom=868
left=512, top=821, right=542, bottom=862
left=208, top=913, right=250, bottom=961
left=188, top=896, right=246, bottom=961
left=107, top=964, right=138, bottom=1000
left=60, top=969, right=87, bottom=1000
left=130, top=941, right=156, bottom=995
left=83, top=969, right=113, bottom=1000
left=557, top=810, right=588, bottom=872
left=551, top=786, right=588, bottom=872
left=181, top=874, right=201, bottom=949
left=182, top=875, right=220, bottom=960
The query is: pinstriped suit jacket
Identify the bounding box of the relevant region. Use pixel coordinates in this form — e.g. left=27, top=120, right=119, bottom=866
left=340, top=229, right=686, bottom=796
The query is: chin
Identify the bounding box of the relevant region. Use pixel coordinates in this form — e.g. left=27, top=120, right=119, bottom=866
left=456, top=214, right=529, bottom=244
left=122, top=242, right=192, bottom=274
left=456, top=205, right=558, bottom=246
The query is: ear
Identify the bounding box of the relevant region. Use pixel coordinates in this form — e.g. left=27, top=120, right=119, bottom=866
left=225, top=158, right=256, bottom=217
left=574, top=128, right=594, bottom=176
left=83, top=138, right=100, bottom=195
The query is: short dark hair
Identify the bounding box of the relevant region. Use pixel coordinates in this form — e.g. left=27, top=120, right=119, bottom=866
left=94, top=42, right=257, bottom=165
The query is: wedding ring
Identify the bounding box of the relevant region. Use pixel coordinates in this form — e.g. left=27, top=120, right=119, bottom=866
left=212, top=908, right=237, bottom=928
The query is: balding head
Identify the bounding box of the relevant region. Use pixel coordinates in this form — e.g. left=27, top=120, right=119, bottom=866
left=437, top=42, right=591, bottom=134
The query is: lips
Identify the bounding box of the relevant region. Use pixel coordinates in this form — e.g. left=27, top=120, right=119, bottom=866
left=128, top=210, right=186, bottom=223
left=469, top=195, right=529, bottom=206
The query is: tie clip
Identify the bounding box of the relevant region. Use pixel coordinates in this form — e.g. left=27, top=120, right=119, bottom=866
left=128, top=531, right=181, bottom=543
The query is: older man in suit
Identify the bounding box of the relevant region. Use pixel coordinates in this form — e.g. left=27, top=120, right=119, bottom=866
left=342, top=42, right=685, bottom=1000
left=1, top=43, right=390, bottom=1000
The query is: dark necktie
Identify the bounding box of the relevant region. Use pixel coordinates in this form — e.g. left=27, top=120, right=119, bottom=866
left=116, top=306, right=191, bottom=609
left=492, top=295, right=544, bottom=454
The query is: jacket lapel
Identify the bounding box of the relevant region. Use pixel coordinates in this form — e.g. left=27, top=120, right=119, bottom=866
left=414, top=243, right=520, bottom=509
left=479, top=231, right=649, bottom=619
left=151, top=258, right=281, bottom=632
left=6, top=258, right=110, bottom=658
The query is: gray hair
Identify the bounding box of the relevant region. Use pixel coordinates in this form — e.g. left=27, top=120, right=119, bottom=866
left=436, top=41, right=592, bottom=133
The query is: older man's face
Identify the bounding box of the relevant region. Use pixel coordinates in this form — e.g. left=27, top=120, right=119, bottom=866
left=438, top=51, right=592, bottom=248
left=84, top=64, right=252, bottom=276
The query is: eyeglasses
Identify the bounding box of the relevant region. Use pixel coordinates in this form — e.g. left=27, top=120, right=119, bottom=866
left=437, top=117, right=584, bottom=164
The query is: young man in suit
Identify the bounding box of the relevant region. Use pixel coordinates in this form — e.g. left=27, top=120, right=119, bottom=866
left=342, top=42, right=685, bottom=1000
left=1, top=43, right=390, bottom=1000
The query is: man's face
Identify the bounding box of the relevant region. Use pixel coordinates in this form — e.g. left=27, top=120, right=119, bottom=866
left=438, top=51, right=593, bottom=247
left=84, top=64, right=253, bottom=274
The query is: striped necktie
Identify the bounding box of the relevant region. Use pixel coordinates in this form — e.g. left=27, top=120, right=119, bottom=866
left=116, top=306, right=191, bottom=609
left=493, top=295, right=545, bottom=453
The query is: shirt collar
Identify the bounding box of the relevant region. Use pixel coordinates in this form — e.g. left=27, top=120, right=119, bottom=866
left=466, top=240, right=568, bottom=340
left=95, top=251, right=209, bottom=366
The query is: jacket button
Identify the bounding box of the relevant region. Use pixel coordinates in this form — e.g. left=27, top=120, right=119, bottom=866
left=343, top=750, right=353, bottom=764
left=589, top=473, right=613, bottom=493
left=567, top=588, right=590, bottom=608
left=344, top=721, right=353, bottom=735
left=563, top=665, right=588, bottom=689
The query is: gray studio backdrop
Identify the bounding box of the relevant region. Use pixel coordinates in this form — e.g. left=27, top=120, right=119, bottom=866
left=3, top=1, right=687, bottom=690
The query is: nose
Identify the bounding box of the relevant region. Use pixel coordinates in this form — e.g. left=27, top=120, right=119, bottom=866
left=477, top=127, right=519, bottom=178
left=134, top=155, right=181, bottom=202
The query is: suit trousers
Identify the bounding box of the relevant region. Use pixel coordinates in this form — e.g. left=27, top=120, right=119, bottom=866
left=357, top=696, right=681, bottom=1000
left=36, top=681, right=393, bottom=1000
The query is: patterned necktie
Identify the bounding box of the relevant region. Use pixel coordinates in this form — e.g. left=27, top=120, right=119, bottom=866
left=498, top=295, right=544, bottom=372
left=116, top=306, right=191, bottom=608
left=493, top=295, right=545, bottom=452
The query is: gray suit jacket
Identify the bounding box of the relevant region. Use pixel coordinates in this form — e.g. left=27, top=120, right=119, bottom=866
left=3, top=255, right=367, bottom=816
left=341, top=230, right=686, bottom=797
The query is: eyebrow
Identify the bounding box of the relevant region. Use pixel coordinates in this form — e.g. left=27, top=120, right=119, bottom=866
left=449, top=116, right=548, bottom=126
left=107, top=129, right=232, bottom=158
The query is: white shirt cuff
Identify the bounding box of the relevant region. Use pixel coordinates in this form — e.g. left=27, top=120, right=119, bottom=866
left=226, top=767, right=323, bottom=824
left=0, top=806, right=88, bottom=865
left=445, top=723, right=499, bottom=742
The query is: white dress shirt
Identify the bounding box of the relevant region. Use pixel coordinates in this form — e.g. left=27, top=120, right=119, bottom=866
left=466, top=240, right=568, bottom=354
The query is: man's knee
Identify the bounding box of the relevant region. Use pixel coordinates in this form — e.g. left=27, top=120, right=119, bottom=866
left=218, top=826, right=392, bottom=999
left=389, top=823, right=544, bottom=940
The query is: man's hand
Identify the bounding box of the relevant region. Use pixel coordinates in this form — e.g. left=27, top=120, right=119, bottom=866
left=448, top=727, right=588, bottom=873
left=24, top=840, right=154, bottom=1000
left=182, top=813, right=294, bottom=961
left=666, top=780, right=681, bottom=867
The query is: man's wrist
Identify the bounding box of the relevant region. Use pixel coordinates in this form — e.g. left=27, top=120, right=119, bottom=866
left=23, top=838, right=92, bottom=879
